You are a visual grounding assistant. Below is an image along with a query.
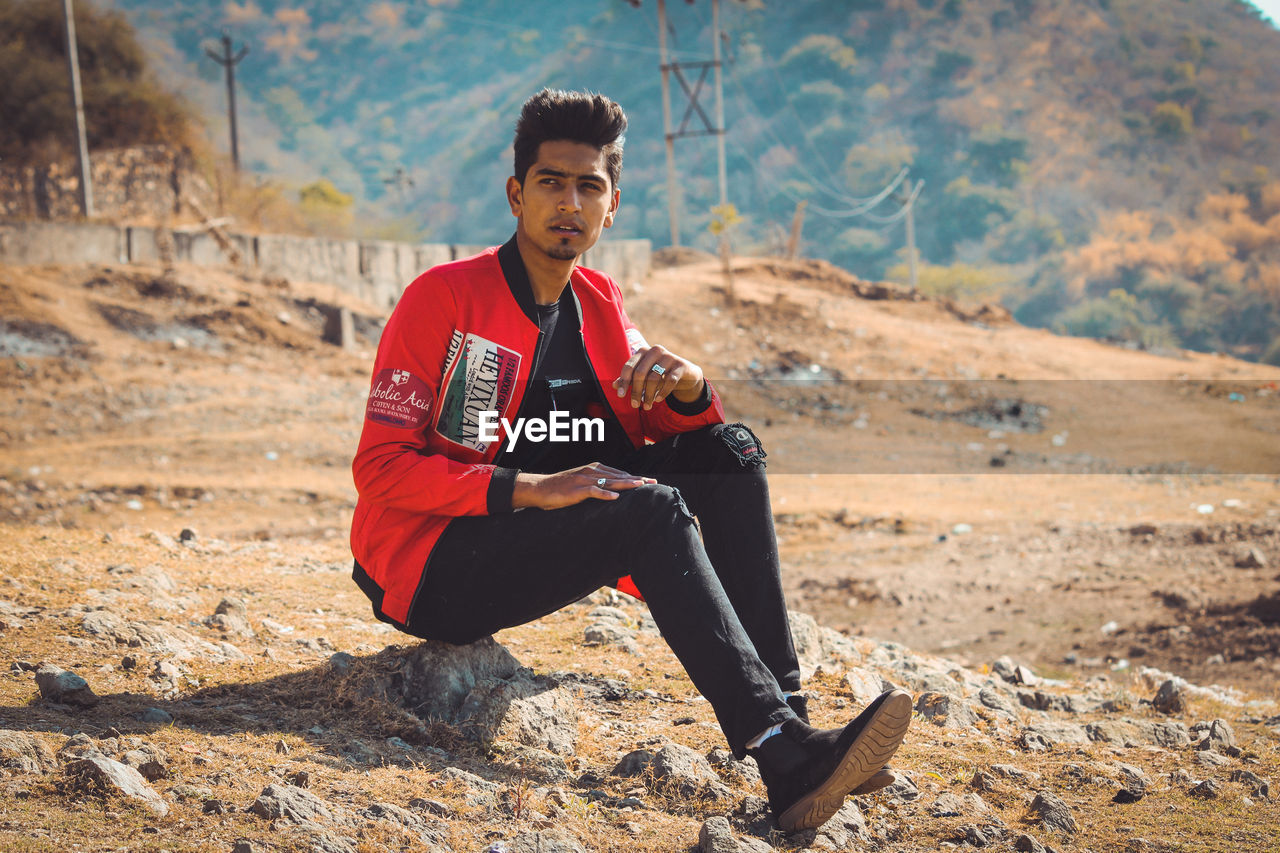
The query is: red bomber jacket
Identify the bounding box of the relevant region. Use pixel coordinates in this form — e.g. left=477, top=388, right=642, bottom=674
left=350, top=240, right=726, bottom=627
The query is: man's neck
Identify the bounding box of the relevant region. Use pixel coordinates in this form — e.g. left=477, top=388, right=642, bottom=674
left=515, top=229, right=575, bottom=305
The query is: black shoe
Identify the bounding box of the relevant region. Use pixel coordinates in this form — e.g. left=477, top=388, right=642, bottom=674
left=751, top=689, right=912, bottom=832
left=786, top=693, right=809, bottom=723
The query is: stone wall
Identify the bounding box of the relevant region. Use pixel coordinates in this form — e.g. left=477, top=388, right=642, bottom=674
left=0, top=146, right=214, bottom=222
left=0, top=221, right=651, bottom=308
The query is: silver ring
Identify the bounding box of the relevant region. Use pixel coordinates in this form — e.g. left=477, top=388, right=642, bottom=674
left=650, top=364, right=667, bottom=376
left=596, top=478, right=608, bottom=487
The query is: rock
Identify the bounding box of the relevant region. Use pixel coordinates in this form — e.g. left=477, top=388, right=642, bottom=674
left=438, top=767, right=499, bottom=809
left=139, top=707, right=174, bottom=725
left=881, top=771, right=921, bottom=803
left=456, top=677, right=578, bottom=755
left=203, top=798, right=232, bottom=814
left=928, top=793, right=968, bottom=817
left=963, top=824, right=1008, bottom=847
left=613, top=749, right=655, bottom=778
left=0, top=730, right=58, bottom=774
left=991, top=656, right=1019, bottom=684
left=915, top=691, right=979, bottom=729
left=120, top=744, right=168, bottom=781
left=34, top=663, right=99, bottom=706
left=1029, top=791, right=1076, bottom=834
left=1194, top=750, right=1230, bottom=769
left=231, top=841, right=257, bottom=853
left=797, top=799, right=868, bottom=850
left=1152, top=679, right=1186, bottom=714
left=976, top=686, right=1021, bottom=721
left=1235, top=547, right=1267, bottom=569
left=1086, top=720, right=1143, bottom=747
left=646, top=744, right=730, bottom=800
left=205, top=597, right=252, bottom=637
left=1013, top=835, right=1048, bottom=853
left=501, top=831, right=587, bottom=853
left=698, top=815, right=773, bottom=853
left=789, top=610, right=860, bottom=677
left=178, top=527, right=198, bottom=542
left=1193, top=719, right=1238, bottom=753
left=249, top=783, right=341, bottom=825
left=1230, top=769, right=1271, bottom=798
left=990, top=764, right=1041, bottom=785
left=707, top=747, right=761, bottom=787
left=366, top=637, right=519, bottom=722
left=1018, top=722, right=1089, bottom=751
left=329, top=651, right=355, bottom=673
left=1189, top=779, right=1222, bottom=799
left=409, top=797, right=453, bottom=817
left=1133, top=719, right=1191, bottom=748
left=844, top=667, right=886, bottom=703
left=582, top=622, right=637, bottom=652
left=359, top=802, right=447, bottom=848
left=64, top=755, right=169, bottom=816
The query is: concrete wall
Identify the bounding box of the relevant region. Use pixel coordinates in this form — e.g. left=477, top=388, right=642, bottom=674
left=0, top=220, right=651, bottom=308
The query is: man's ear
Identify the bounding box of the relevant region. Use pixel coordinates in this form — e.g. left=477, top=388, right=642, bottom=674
left=506, top=176, right=523, bottom=217
left=603, top=187, right=620, bottom=229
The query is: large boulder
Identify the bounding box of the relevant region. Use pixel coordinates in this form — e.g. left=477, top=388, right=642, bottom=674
left=64, top=756, right=169, bottom=816
left=0, top=730, right=58, bottom=775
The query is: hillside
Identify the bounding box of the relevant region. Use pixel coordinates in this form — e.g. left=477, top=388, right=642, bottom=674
left=1, top=252, right=1279, bottom=850
left=79, top=0, right=1280, bottom=361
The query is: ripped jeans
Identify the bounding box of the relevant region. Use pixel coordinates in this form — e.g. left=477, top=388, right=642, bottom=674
left=403, top=423, right=801, bottom=757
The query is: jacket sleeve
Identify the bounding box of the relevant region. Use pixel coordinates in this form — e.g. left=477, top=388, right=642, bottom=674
left=615, top=292, right=726, bottom=444
left=351, top=273, right=515, bottom=516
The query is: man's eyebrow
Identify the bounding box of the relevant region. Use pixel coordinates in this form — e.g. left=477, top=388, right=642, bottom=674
left=532, top=166, right=607, bottom=183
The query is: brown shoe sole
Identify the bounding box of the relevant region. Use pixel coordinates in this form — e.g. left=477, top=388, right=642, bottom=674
left=778, top=689, right=913, bottom=832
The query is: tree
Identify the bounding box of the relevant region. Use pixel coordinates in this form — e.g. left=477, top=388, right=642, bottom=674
left=0, top=0, right=196, bottom=165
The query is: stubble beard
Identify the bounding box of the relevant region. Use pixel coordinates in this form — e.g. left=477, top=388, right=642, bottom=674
left=543, top=240, right=578, bottom=261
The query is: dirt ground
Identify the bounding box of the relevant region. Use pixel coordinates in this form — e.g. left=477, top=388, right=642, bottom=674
left=2, top=254, right=1278, bottom=706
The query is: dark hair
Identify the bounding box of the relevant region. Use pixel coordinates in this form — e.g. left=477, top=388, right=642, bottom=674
left=513, top=89, right=627, bottom=189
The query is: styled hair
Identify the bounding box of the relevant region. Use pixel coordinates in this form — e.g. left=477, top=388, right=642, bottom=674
left=513, top=89, right=627, bottom=189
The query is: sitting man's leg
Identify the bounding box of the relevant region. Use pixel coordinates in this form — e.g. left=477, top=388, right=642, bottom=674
left=403, top=479, right=910, bottom=831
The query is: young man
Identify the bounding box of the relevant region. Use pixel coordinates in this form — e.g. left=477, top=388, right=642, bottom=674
left=350, top=89, right=911, bottom=832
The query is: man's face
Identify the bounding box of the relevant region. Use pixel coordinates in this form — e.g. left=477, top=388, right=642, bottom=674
left=507, top=139, right=619, bottom=262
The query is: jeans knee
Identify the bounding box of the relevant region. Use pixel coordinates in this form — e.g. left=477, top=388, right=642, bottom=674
left=618, top=483, right=696, bottom=524
left=710, top=422, right=768, bottom=470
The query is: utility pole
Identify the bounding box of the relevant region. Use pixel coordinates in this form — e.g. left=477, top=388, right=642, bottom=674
left=650, top=0, right=732, bottom=256
left=656, top=0, right=680, bottom=247
left=61, top=0, right=94, bottom=218
left=206, top=33, right=249, bottom=171
left=899, top=179, right=924, bottom=290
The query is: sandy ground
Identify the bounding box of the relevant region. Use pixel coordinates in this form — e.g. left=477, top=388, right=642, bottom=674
left=2, top=255, right=1278, bottom=704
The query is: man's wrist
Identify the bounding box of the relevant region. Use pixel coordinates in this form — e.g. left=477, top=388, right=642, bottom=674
left=670, top=376, right=706, bottom=403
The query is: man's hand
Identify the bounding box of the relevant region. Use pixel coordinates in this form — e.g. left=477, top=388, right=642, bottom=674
left=613, top=345, right=705, bottom=410
left=512, top=463, right=656, bottom=510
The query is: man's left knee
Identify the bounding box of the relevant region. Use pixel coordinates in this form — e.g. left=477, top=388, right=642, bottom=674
left=709, top=422, right=768, bottom=469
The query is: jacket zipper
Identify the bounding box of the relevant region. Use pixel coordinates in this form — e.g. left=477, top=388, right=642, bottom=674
left=492, top=327, right=543, bottom=466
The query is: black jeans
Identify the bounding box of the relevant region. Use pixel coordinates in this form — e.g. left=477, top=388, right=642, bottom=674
left=404, top=422, right=801, bottom=758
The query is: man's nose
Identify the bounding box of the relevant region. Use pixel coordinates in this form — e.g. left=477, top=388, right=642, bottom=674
left=558, top=186, right=581, bottom=212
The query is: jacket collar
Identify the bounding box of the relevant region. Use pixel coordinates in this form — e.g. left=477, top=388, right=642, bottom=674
left=497, top=234, right=584, bottom=328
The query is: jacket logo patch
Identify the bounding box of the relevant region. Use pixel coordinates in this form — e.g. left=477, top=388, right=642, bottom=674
left=366, top=368, right=432, bottom=429
left=434, top=331, right=522, bottom=451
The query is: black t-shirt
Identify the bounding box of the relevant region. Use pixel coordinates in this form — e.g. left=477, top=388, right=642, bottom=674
left=497, top=288, right=632, bottom=474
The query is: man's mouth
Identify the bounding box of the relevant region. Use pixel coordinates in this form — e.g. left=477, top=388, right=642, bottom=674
left=551, top=224, right=582, bottom=237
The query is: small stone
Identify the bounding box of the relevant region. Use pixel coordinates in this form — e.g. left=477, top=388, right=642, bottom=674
left=178, top=528, right=198, bottom=542
left=34, top=663, right=99, bottom=707
left=1152, top=679, right=1186, bottom=714
left=1013, top=834, right=1048, bottom=853
left=329, top=651, right=355, bottom=673
left=1235, top=547, right=1267, bottom=569
left=231, top=842, right=257, bottom=853
left=121, top=654, right=140, bottom=671
left=64, top=755, right=169, bottom=816
left=1189, top=779, right=1222, bottom=799
left=915, top=691, right=979, bottom=728
left=1230, top=769, right=1271, bottom=798
left=202, top=798, right=231, bottom=814
left=140, top=708, right=173, bottom=725
left=698, top=815, right=774, bottom=852
left=1113, top=788, right=1143, bottom=803
left=1030, top=791, right=1077, bottom=834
